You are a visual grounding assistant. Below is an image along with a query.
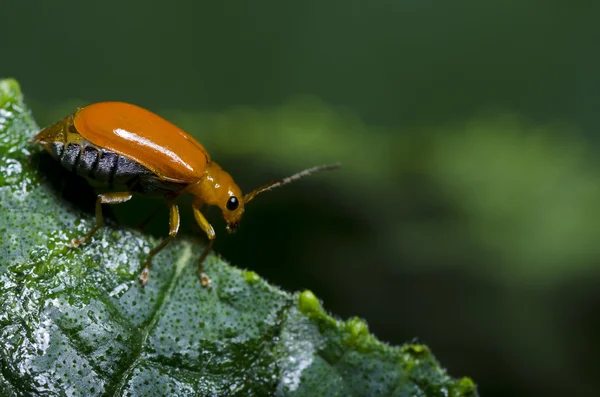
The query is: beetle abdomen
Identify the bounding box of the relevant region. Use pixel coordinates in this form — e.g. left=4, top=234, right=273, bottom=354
left=52, top=142, right=152, bottom=187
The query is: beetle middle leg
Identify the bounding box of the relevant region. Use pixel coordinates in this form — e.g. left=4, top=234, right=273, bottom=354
left=139, top=203, right=180, bottom=288
left=193, top=197, right=215, bottom=288
left=72, top=192, right=133, bottom=247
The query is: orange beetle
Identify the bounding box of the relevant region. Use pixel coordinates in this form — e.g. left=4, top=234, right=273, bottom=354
left=32, top=102, right=339, bottom=288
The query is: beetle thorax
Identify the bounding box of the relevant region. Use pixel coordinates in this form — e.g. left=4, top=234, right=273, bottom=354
left=191, top=160, right=240, bottom=203
left=191, top=161, right=245, bottom=231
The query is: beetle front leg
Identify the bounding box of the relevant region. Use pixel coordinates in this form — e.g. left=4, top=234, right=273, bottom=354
left=72, top=192, right=133, bottom=247
left=193, top=198, right=215, bottom=288
left=139, top=203, right=180, bottom=288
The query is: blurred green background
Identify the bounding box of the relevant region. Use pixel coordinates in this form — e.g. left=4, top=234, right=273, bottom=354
left=3, top=1, right=599, bottom=395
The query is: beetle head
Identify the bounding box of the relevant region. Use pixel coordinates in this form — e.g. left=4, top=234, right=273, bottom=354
left=191, top=162, right=244, bottom=233
left=223, top=192, right=245, bottom=234
left=193, top=162, right=340, bottom=233
left=193, top=162, right=245, bottom=233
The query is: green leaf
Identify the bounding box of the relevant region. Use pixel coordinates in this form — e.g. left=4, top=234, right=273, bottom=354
left=0, top=78, right=478, bottom=396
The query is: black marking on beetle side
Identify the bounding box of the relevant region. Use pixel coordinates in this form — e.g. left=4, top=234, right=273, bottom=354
left=77, top=147, right=99, bottom=178
left=108, top=154, right=119, bottom=187
left=94, top=151, right=118, bottom=184
left=50, top=142, right=65, bottom=160
left=72, top=146, right=83, bottom=173
left=88, top=148, right=101, bottom=180
left=113, top=155, right=151, bottom=183
left=45, top=137, right=185, bottom=195
left=60, top=144, right=80, bottom=172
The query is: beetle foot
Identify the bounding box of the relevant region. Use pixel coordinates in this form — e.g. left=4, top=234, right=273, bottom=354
left=200, top=272, right=212, bottom=289
left=139, top=268, right=150, bottom=288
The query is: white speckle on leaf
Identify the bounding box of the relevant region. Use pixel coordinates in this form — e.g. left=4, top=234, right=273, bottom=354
left=0, top=108, right=12, bottom=128
left=32, top=317, right=52, bottom=355
left=109, top=282, right=130, bottom=298
left=280, top=339, right=314, bottom=391
left=0, top=158, right=22, bottom=177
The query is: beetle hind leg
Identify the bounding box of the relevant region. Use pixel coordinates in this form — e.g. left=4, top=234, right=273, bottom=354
left=197, top=240, right=214, bottom=288
left=139, top=203, right=180, bottom=288
left=72, top=192, right=133, bottom=247
left=193, top=198, right=215, bottom=288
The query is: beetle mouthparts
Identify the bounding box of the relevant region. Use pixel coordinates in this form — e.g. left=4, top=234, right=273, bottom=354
left=226, top=222, right=239, bottom=234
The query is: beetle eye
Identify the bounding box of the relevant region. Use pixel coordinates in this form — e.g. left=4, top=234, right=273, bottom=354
left=226, top=196, right=239, bottom=211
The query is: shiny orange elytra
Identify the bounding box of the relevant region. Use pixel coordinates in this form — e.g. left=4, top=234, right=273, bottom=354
left=75, top=102, right=210, bottom=182
left=32, top=102, right=339, bottom=288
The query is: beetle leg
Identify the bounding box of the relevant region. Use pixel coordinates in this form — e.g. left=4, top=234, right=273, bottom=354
left=190, top=201, right=209, bottom=234
left=139, top=203, right=180, bottom=288
left=72, top=192, right=133, bottom=247
left=193, top=198, right=215, bottom=288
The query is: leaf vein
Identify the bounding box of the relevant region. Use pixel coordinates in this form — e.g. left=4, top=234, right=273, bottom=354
left=53, top=320, right=112, bottom=379
left=104, top=242, right=193, bottom=396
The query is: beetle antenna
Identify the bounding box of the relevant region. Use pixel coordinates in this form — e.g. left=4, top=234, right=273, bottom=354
left=243, top=163, right=341, bottom=203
